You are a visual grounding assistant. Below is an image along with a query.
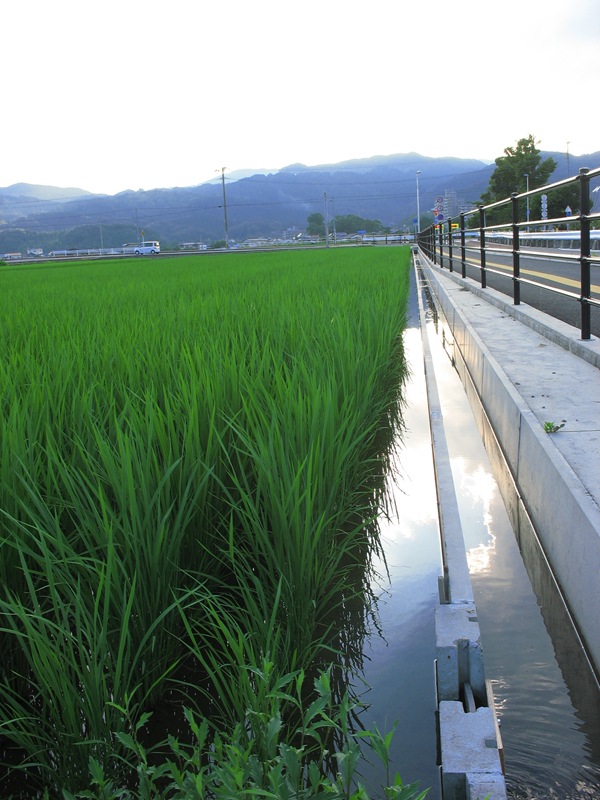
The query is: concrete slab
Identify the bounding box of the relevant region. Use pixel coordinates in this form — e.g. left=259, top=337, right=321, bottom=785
left=439, top=702, right=505, bottom=800
left=435, top=604, right=486, bottom=702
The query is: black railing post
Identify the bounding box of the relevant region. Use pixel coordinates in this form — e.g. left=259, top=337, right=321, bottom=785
left=511, top=192, right=521, bottom=306
left=448, top=220, right=454, bottom=273
left=479, top=206, right=487, bottom=289
left=460, top=213, right=466, bottom=278
left=438, top=224, right=444, bottom=269
left=432, top=224, right=438, bottom=265
left=579, top=167, right=591, bottom=340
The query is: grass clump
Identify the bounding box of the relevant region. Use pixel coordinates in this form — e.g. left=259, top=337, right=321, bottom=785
left=0, top=248, right=417, bottom=796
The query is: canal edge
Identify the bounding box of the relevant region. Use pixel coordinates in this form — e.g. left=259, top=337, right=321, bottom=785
left=413, top=252, right=507, bottom=800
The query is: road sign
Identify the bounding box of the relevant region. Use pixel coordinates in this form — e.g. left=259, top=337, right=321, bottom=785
left=435, top=195, right=444, bottom=204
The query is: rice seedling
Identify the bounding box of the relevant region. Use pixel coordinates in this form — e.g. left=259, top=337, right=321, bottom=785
left=0, top=248, right=413, bottom=795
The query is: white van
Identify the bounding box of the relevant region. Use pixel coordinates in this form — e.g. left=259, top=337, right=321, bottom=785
left=134, top=241, right=160, bottom=255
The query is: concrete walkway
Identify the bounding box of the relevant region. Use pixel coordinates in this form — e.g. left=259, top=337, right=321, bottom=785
left=419, top=254, right=600, bottom=676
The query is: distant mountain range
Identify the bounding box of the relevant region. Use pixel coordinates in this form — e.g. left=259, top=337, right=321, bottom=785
left=1, top=150, right=598, bottom=252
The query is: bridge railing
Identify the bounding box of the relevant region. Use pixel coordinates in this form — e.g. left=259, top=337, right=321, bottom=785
left=417, top=166, right=600, bottom=339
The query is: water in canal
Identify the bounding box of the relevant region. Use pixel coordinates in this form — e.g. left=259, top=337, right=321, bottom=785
left=358, top=269, right=600, bottom=799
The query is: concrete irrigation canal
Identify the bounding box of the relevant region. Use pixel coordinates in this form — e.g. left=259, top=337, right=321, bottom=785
left=357, top=251, right=600, bottom=799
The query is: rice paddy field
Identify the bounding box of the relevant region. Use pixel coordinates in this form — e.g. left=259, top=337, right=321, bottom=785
left=0, top=247, right=415, bottom=798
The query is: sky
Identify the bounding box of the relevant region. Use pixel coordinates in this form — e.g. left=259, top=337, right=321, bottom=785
left=2, top=0, right=599, bottom=196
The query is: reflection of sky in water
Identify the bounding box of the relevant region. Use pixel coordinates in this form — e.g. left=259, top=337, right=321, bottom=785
left=360, top=323, right=442, bottom=799
left=371, top=326, right=441, bottom=586
left=423, top=319, right=500, bottom=575
left=450, top=457, right=497, bottom=574
left=386, top=328, right=439, bottom=533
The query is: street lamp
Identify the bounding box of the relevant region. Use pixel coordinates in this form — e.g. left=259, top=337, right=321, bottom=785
left=524, top=173, right=530, bottom=231
left=416, top=170, right=421, bottom=235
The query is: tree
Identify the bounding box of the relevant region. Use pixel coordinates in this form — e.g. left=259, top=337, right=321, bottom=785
left=478, top=135, right=557, bottom=224
left=306, top=213, right=325, bottom=237
left=481, top=135, right=556, bottom=201
left=332, top=214, right=383, bottom=234
left=536, top=183, right=580, bottom=222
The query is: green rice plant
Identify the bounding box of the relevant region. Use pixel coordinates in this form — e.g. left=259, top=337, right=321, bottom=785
left=0, top=248, right=413, bottom=794
left=0, top=515, right=183, bottom=791
left=167, top=257, right=409, bottom=747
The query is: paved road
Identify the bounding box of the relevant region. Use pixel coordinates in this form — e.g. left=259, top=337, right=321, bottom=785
left=436, top=245, right=600, bottom=337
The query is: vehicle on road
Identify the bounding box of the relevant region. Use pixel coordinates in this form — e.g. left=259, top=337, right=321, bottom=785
left=133, top=241, right=160, bottom=255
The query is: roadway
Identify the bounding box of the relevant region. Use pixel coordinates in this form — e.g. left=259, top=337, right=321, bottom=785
left=436, top=245, right=600, bottom=338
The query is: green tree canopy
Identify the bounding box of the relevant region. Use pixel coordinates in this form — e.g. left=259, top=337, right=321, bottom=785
left=332, top=214, right=383, bottom=234
left=480, top=135, right=557, bottom=204
left=306, top=213, right=325, bottom=237
left=474, top=135, right=557, bottom=226
left=537, top=184, right=580, bottom=221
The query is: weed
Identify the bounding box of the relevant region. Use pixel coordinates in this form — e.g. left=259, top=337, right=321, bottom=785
left=543, top=420, right=566, bottom=433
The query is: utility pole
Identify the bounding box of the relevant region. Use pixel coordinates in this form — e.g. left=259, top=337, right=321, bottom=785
left=324, top=192, right=329, bottom=247
left=218, top=167, right=229, bottom=249
left=331, top=196, right=337, bottom=245
left=566, top=142, right=571, bottom=178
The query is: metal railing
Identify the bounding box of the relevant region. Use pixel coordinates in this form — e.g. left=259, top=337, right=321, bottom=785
left=417, top=167, right=600, bottom=339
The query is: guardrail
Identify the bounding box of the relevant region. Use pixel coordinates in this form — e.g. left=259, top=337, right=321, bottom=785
left=417, top=167, right=600, bottom=339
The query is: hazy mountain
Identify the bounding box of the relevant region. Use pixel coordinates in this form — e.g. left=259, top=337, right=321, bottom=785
left=0, top=183, right=94, bottom=201
left=0, top=183, right=98, bottom=227
left=539, top=150, right=599, bottom=181
left=202, top=167, right=275, bottom=184
left=1, top=150, right=598, bottom=253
